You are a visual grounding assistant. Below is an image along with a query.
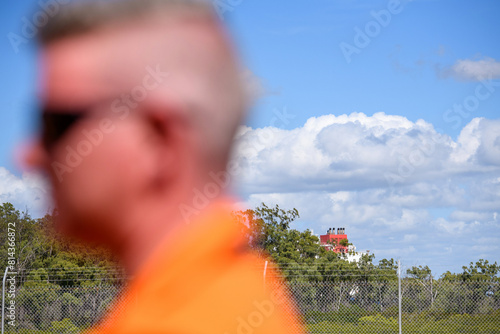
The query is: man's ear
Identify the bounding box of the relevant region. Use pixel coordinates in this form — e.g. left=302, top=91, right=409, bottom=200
left=19, top=139, right=49, bottom=172
left=140, top=101, right=191, bottom=190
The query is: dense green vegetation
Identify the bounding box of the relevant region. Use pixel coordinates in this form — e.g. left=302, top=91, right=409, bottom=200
left=1, top=203, right=122, bottom=332
left=0, top=202, right=120, bottom=285
left=235, top=203, right=388, bottom=282
left=3, top=201, right=498, bottom=286
left=1, top=202, right=499, bottom=332
left=236, top=203, right=500, bottom=333
left=236, top=203, right=499, bottom=283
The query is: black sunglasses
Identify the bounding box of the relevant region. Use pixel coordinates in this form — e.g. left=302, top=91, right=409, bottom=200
left=41, top=96, right=130, bottom=149
left=41, top=108, right=87, bottom=150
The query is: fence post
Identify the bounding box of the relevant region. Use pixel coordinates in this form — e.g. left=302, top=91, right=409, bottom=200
left=2, top=267, right=8, bottom=334
left=398, top=259, right=402, bottom=334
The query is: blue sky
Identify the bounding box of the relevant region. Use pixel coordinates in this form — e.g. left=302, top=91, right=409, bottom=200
left=228, top=0, right=500, bottom=136
left=1, top=0, right=499, bottom=276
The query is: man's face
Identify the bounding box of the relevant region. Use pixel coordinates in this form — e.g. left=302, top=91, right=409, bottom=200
left=34, top=29, right=168, bottom=241
left=27, top=18, right=238, bottom=243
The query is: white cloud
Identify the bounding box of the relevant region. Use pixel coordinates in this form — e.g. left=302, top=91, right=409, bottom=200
left=0, top=167, right=51, bottom=217
left=476, top=119, right=500, bottom=166
left=234, top=113, right=499, bottom=194
left=438, top=57, right=500, bottom=81
left=403, top=234, right=418, bottom=242
left=450, top=118, right=482, bottom=164
left=2, top=111, right=498, bottom=274
left=233, top=113, right=500, bottom=274
left=449, top=210, right=492, bottom=223
left=433, top=217, right=467, bottom=235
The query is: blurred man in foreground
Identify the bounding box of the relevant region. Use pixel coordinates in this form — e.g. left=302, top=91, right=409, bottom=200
left=24, top=0, right=304, bottom=333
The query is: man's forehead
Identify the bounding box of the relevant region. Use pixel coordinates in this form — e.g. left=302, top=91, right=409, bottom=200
left=40, top=35, right=114, bottom=107
left=39, top=18, right=227, bottom=108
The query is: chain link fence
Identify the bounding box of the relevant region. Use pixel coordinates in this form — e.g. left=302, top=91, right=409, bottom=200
left=3, top=283, right=126, bottom=333
left=1, top=274, right=499, bottom=333
left=285, top=280, right=500, bottom=333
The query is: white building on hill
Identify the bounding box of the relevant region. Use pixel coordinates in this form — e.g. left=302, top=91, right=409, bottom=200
left=343, top=244, right=370, bottom=263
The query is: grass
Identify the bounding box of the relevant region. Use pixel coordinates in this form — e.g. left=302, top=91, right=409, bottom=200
left=306, top=311, right=500, bottom=333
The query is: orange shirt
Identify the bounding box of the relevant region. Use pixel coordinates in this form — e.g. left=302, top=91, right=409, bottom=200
left=87, top=201, right=304, bottom=334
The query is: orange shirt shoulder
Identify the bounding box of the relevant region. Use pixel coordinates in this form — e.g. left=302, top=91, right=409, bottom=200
left=87, top=202, right=304, bottom=334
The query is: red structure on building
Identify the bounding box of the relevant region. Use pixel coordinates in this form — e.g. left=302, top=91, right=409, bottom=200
left=320, top=227, right=348, bottom=253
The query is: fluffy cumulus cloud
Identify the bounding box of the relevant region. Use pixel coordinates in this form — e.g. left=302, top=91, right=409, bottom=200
left=1, top=111, right=498, bottom=274
left=232, top=113, right=500, bottom=274
left=0, top=167, right=51, bottom=218
left=438, top=57, right=500, bottom=81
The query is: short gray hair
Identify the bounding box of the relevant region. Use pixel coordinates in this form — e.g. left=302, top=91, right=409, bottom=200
left=38, top=0, right=216, bottom=44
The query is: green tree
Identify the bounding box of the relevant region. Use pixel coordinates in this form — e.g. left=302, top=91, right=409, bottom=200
left=461, top=259, right=500, bottom=282
left=376, top=258, right=398, bottom=281
left=235, top=203, right=322, bottom=262
left=235, top=203, right=330, bottom=281
left=0, top=202, right=120, bottom=286
left=339, top=238, right=350, bottom=247
left=405, top=265, right=436, bottom=311
left=407, top=265, right=432, bottom=281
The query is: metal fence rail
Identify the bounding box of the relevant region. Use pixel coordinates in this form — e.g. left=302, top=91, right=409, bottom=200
left=1, top=277, right=499, bottom=333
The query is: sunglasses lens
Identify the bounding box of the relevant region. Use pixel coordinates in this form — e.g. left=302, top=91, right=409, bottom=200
left=42, top=112, right=83, bottom=149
